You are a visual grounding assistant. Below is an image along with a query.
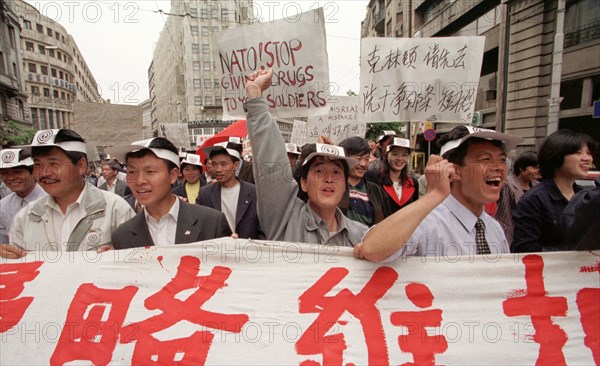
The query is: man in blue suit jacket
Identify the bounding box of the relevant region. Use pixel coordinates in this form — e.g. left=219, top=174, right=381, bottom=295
left=197, top=143, right=264, bottom=239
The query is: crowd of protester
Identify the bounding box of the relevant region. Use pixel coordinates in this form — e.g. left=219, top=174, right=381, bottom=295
left=0, top=69, right=597, bottom=260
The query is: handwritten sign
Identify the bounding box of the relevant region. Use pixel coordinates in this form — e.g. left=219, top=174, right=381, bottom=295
left=1, top=240, right=598, bottom=365
left=213, top=8, right=330, bottom=120
left=159, top=123, right=191, bottom=149
left=290, top=120, right=307, bottom=146
left=360, top=37, right=485, bottom=123
left=306, top=96, right=367, bottom=144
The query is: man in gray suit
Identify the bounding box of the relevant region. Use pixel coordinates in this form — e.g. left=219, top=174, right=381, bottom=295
left=98, top=159, right=131, bottom=197
left=107, top=137, right=231, bottom=249
left=197, top=143, right=264, bottom=239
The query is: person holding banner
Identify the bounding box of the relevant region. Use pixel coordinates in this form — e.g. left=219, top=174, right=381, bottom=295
left=357, top=126, right=522, bottom=261
left=107, top=138, right=232, bottom=249
left=1, top=129, right=135, bottom=259
left=244, top=69, right=368, bottom=246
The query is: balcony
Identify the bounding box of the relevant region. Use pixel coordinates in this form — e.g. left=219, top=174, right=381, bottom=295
left=565, top=20, right=600, bottom=48
left=374, top=9, right=385, bottom=34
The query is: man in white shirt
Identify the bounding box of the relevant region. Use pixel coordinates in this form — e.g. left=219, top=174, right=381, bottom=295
left=0, top=149, right=46, bottom=243
left=0, top=129, right=135, bottom=259
left=358, top=126, right=523, bottom=261
left=108, top=137, right=231, bottom=249
left=197, top=143, right=264, bottom=239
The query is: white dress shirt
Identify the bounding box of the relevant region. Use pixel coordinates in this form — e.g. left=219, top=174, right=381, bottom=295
left=47, top=189, right=86, bottom=250
left=387, top=194, right=509, bottom=261
left=145, top=197, right=179, bottom=246
left=0, top=184, right=46, bottom=243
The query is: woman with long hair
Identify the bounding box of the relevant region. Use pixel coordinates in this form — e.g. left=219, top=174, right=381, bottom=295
left=512, top=129, right=595, bottom=252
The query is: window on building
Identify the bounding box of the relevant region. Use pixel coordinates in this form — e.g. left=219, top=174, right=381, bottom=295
left=205, top=96, right=213, bottom=105
left=25, top=42, right=34, bottom=52
left=51, top=68, right=57, bottom=77
left=7, top=26, right=16, bottom=48
left=38, top=45, right=46, bottom=55
left=41, top=65, right=48, bottom=75
left=203, top=62, right=211, bottom=71
left=36, top=23, right=43, bottom=33
left=59, top=71, right=64, bottom=79
left=212, top=26, right=219, bottom=33
left=565, top=0, right=600, bottom=47
left=28, top=63, right=37, bottom=72
left=0, top=52, right=5, bottom=74
left=214, top=79, right=220, bottom=90
left=49, top=49, right=55, bottom=58
left=201, top=9, right=208, bottom=20
left=202, top=44, right=210, bottom=54
left=194, top=79, right=201, bottom=88
left=202, top=26, right=209, bottom=36
left=53, top=90, right=59, bottom=98
left=55, top=32, right=61, bottom=40
left=560, top=79, right=583, bottom=110
left=43, top=88, right=50, bottom=97
left=214, top=95, right=222, bottom=105
left=61, top=91, right=65, bottom=99
left=193, top=61, right=201, bottom=71
left=31, top=86, right=39, bottom=95
left=31, top=108, right=39, bottom=126
left=204, top=78, right=212, bottom=91
left=192, top=43, right=200, bottom=53
left=194, top=96, right=202, bottom=106
left=57, top=51, right=61, bottom=60
left=190, top=7, right=198, bottom=17
left=23, top=20, right=32, bottom=30
left=191, top=25, right=199, bottom=36
left=47, top=28, right=53, bottom=37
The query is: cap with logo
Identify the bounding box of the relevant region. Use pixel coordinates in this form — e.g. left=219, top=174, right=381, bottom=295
left=203, top=141, right=241, bottom=161
left=386, top=137, right=414, bottom=153
left=19, top=129, right=87, bottom=155
left=302, top=143, right=356, bottom=168
left=439, top=126, right=524, bottom=157
left=106, top=138, right=181, bottom=168
left=286, top=143, right=301, bottom=155
left=0, top=149, right=33, bottom=169
left=377, top=130, right=397, bottom=143
left=181, top=153, right=203, bottom=167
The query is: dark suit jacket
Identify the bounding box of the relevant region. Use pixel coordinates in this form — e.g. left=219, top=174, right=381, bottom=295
left=123, top=193, right=136, bottom=210
left=111, top=201, right=232, bottom=249
left=171, top=181, right=200, bottom=202
left=196, top=180, right=265, bottom=239
left=238, top=161, right=255, bottom=184
left=99, top=179, right=131, bottom=198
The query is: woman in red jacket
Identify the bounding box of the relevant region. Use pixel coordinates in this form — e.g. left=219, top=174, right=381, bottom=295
left=376, top=137, right=419, bottom=213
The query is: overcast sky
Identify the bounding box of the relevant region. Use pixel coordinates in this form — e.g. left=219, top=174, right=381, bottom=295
left=25, top=0, right=368, bottom=105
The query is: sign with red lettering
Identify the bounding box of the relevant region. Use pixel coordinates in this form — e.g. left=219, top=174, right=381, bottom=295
left=1, top=240, right=598, bottom=365
left=214, top=8, right=329, bottom=120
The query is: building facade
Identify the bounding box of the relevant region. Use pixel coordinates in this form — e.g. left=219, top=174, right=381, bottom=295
left=0, top=0, right=31, bottom=129
left=149, top=0, right=255, bottom=148
left=362, top=0, right=599, bottom=155
left=13, top=0, right=103, bottom=131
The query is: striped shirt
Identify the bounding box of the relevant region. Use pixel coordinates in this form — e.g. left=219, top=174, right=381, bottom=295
left=347, top=179, right=375, bottom=227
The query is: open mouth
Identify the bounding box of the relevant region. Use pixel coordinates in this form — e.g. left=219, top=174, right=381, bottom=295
left=485, top=177, right=502, bottom=187
left=40, top=178, right=59, bottom=185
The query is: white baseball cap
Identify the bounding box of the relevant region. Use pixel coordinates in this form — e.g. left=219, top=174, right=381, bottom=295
left=439, top=126, right=524, bottom=157
left=386, top=137, right=414, bottom=153
left=0, top=149, right=33, bottom=169
left=286, top=143, right=301, bottom=155
left=106, top=138, right=181, bottom=168
left=19, top=129, right=87, bottom=155
left=302, top=143, right=356, bottom=168
left=377, top=130, right=397, bottom=143
left=203, top=142, right=242, bottom=161
left=181, top=153, right=203, bottom=167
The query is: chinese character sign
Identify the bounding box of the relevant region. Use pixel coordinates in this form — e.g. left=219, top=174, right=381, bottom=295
left=291, top=120, right=307, bottom=146
left=213, top=8, right=330, bottom=120
left=360, top=37, right=485, bottom=123
left=0, top=241, right=598, bottom=365
left=306, top=96, right=367, bottom=144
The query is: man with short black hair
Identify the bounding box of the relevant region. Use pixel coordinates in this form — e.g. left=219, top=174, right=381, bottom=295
left=108, top=137, right=231, bottom=249
left=197, top=143, right=264, bottom=239
left=0, top=129, right=135, bottom=259
left=358, top=126, right=523, bottom=261
left=0, top=149, right=46, bottom=243
left=99, top=159, right=131, bottom=197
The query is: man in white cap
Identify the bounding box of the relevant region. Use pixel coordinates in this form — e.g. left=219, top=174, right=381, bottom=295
left=367, top=130, right=397, bottom=173
left=244, top=69, right=367, bottom=246
left=0, top=129, right=135, bottom=258
left=286, top=143, right=301, bottom=170
left=107, top=137, right=231, bottom=249
left=197, top=142, right=264, bottom=239
left=357, top=125, right=523, bottom=261
left=0, top=148, right=46, bottom=243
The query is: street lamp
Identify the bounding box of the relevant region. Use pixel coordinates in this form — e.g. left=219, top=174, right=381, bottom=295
left=44, top=45, right=58, bottom=129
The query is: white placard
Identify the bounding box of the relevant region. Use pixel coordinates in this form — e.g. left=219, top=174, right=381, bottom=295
left=214, top=8, right=330, bottom=119
left=360, top=37, right=485, bottom=123
left=306, top=96, right=366, bottom=144
left=290, top=120, right=307, bottom=146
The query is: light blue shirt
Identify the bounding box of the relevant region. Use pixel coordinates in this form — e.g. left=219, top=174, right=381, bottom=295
left=0, top=184, right=47, bottom=243
left=387, top=195, right=509, bottom=261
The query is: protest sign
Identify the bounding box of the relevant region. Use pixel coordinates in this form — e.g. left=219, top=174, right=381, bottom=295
left=360, top=37, right=485, bottom=123
left=306, top=96, right=366, bottom=144
left=214, top=8, right=330, bottom=120
left=1, top=239, right=598, bottom=365
left=290, top=120, right=307, bottom=146
left=159, top=123, right=191, bottom=150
